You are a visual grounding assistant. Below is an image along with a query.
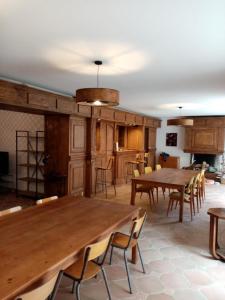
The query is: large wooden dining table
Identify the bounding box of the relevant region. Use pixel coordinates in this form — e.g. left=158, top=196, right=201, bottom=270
left=131, top=168, right=199, bottom=222
left=0, top=196, right=139, bottom=300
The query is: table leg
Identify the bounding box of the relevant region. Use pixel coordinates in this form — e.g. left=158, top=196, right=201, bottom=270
left=179, top=186, right=185, bottom=223
left=130, top=180, right=136, bottom=206
left=209, top=215, right=220, bottom=259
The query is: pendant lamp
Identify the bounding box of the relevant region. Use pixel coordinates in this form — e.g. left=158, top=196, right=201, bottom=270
left=167, top=107, right=193, bottom=126
left=75, top=60, right=119, bottom=106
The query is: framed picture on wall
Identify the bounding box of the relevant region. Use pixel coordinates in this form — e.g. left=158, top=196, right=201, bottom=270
left=166, top=133, right=177, bottom=147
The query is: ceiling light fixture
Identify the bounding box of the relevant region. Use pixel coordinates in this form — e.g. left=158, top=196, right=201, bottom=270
left=167, top=106, right=193, bottom=126
left=75, top=60, right=119, bottom=106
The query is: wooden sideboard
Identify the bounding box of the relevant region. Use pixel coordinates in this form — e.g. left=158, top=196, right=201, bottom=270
left=158, top=156, right=180, bottom=169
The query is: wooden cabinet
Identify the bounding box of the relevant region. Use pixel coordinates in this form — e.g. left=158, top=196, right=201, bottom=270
left=184, top=127, right=225, bottom=154
left=158, top=156, right=180, bottom=169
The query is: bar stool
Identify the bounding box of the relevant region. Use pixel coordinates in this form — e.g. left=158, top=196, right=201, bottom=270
left=126, top=160, right=140, bottom=183
left=144, top=152, right=149, bottom=167
left=95, top=156, right=116, bottom=198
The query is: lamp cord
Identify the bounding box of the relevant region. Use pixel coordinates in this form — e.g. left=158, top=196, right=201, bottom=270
left=97, top=64, right=100, bottom=88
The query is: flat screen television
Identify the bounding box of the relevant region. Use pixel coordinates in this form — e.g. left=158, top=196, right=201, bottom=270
left=0, top=151, right=9, bottom=175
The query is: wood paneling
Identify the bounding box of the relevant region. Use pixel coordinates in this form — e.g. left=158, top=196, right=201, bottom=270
left=57, top=96, right=75, bottom=113
left=135, top=115, right=143, bottom=125
left=100, top=107, right=114, bottom=121
left=45, top=115, right=70, bottom=196
left=126, top=113, right=136, bottom=124
left=77, top=104, right=91, bottom=117
left=68, top=159, right=85, bottom=195
left=69, top=117, right=86, bottom=154
left=192, top=129, right=217, bottom=150
left=0, top=80, right=27, bottom=104
left=114, top=111, right=126, bottom=122
left=28, top=90, right=56, bottom=109
left=184, top=122, right=225, bottom=154
left=148, top=128, right=157, bottom=150
left=0, top=79, right=162, bottom=197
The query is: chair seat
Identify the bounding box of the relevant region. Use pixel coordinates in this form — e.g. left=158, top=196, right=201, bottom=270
left=111, top=232, right=137, bottom=249
left=64, top=259, right=100, bottom=281
left=136, top=184, right=153, bottom=193
left=96, top=167, right=108, bottom=171
left=169, top=191, right=190, bottom=202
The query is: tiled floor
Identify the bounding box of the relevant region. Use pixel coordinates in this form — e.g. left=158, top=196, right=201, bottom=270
left=54, top=183, right=225, bottom=300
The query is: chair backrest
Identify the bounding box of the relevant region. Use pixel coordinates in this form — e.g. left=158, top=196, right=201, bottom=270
left=133, top=169, right=140, bottom=178
left=36, top=196, right=58, bottom=205
left=16, top=272, right=62, bottom=300
left=132, top=211, right=147, bottom=236
left=200, top=169, right=205, bottom=181
left=185, top=176, right=196, bottom=194
left=193, top=173, right=201, bottom=188
left=106, top=156, right=114, bottom=170
left=0, top=206, right=22, bottom=217
left=155, top=164, right=161, bottom=171
left=145, top=166, right=152, bottom=174
left=80, top=234, right=112, bottom=280
left=144, top=152, right=149, bottom=158
left=125, top=211, right=147, bottom=249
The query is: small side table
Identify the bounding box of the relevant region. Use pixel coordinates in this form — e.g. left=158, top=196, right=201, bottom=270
left=207, top=208, right=225, bottom=260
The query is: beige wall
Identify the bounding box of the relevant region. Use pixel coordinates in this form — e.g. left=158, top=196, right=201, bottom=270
left=0, top=110, right=44, bottom=190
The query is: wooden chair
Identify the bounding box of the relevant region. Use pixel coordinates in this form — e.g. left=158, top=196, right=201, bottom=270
left=144, top=166, right=152, bottom=174
left=0, top=206, right=22, bottom=217
left=126, top=160, right=140, bottom=183
left=133, top=169, right=155, bottom=208
left=95, top=156, right=116, bottom=198
left=36, top=196, right=58, bottom=205
left=155, top=164, right=161, bottom=171
left=63, top=234, right=113, bottom=300
left=109, top=211, right=147, bottom=294
left=167, top=176, right=195, bottom=221
left=16, top=271, right=63, bottom=300
left=199, top=169, right=206, bottom=201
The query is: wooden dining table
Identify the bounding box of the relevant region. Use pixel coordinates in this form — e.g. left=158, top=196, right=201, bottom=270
left=131, top=168, right=199, bottom=222
left=0, top=196, right=139, bottom=300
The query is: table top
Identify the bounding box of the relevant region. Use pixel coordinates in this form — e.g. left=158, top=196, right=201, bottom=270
left=132, top=168, right=199, bottom=188
left=208, top=208, right=225, bottom=220
left=0, top=196, right=138, bottom=300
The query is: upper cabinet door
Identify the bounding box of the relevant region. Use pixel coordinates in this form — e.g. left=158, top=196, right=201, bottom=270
left=69, top=117, right=86, bottom=154
left=192, top=128, right=217, bottom=151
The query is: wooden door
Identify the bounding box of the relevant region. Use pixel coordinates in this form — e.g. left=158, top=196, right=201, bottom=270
left=68, top=116, right=86, bottom=195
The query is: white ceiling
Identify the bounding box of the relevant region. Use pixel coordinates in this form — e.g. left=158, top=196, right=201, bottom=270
left=1, top=0, right=225, bottom=117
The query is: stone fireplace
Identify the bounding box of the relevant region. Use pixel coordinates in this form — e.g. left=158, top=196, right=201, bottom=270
left=191, top=153, right=224, bottom=172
